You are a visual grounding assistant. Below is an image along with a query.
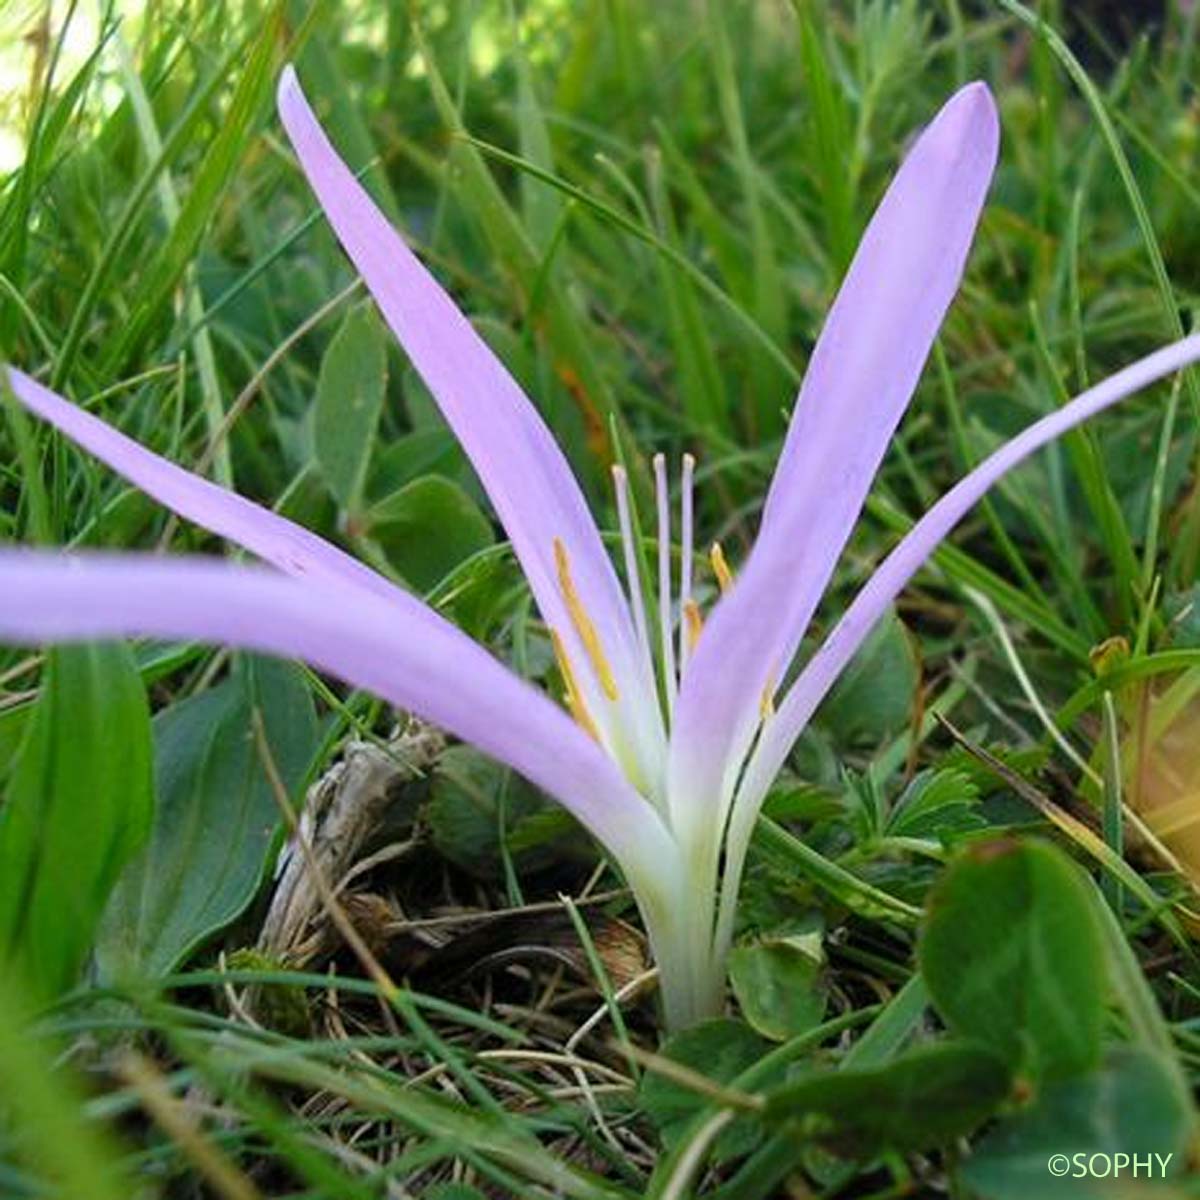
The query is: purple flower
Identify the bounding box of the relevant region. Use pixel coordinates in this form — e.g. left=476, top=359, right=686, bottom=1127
left=4, top=70, right=1199, bottom=1029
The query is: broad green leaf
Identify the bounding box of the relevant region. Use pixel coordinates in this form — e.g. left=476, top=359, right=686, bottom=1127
left=919, top=839, right=1107, bottom=1081
left=97, top=656, right=316, bottom=978
left=763, top=1040, right=1011, bottom=1156
left=506, top=806, right=586, bottom=856
left=315, top=306, right=388, bottom=511
left=963, top=1049, right=1190, bottom=1199
left=816, top=610, right=918, bottom=746
left=0, top=645, right=153, bottom=999
left=640, top=1017, right=770, bottom=1162
left=364, top=475, right=495, bottom=593
left=729, top=937, right=827, bottom=1042
left=427, top=746, right=569, bottom=878
left=369, top=428, right=465, bottom=496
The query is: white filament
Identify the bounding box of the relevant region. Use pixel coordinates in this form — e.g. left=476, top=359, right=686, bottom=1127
left=612, top=464, right=652, bottom=671
left=679, top=453, right=695, bottom=675
left=654, top=453, right=677, bottom=714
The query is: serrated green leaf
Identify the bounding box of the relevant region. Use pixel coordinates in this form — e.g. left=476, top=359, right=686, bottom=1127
left=887, top=767, right=982, bottom=839
left=315, top=306, right=388, bottom=510
left=97, top=656, right=316, bottom=978
left=0, top=645, right=154, bottom=999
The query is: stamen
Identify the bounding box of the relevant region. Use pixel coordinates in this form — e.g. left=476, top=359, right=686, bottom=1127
left=612, top=465, right=652, bottom=669
left=759, top=673, right=776, bottom=720
left=683, top=599, right=703, bottom=653
left=550, top=629, right=602, bottom=742
left=654, top=454, right=677, bottom=709
left=553, top=537, right=619, bottom=702
left=679, top=453, right=695, bottom=673
left=710, top=542, right=734, bottom=594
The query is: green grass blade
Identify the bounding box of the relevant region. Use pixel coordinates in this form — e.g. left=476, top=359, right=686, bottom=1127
left=995, top=0, right=1200, bottom=587
left=104, top=2, right=286, bottom=381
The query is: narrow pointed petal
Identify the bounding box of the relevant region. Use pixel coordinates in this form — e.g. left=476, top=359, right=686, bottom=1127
left=4, top=367, right=407, bottom=606
left=669, top=83, right=999, bottom=832
left=741, top=332, right=1200, bottom=833
left=708, top=334, right=1200, bottom=969
left=276, top=68, right=661, bottom=773
left=0, top=551, right=674, bottom=874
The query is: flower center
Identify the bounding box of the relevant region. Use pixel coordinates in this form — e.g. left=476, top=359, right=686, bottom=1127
left=608, top=453, right=737, bottom=717
left=549, top=456, right=767, bottom=775
left=546, top=453, right=783, bottom=818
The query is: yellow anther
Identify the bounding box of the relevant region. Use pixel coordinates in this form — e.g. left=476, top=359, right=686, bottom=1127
left=550, top=629, right=602, bottom=743
left=553, top=537, right=619, bottom=701
left=683, top=599, right=704, bottom=653
left=710, top=542, right=734, bottom=594
left=759, top=674, right=776, bottom=720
